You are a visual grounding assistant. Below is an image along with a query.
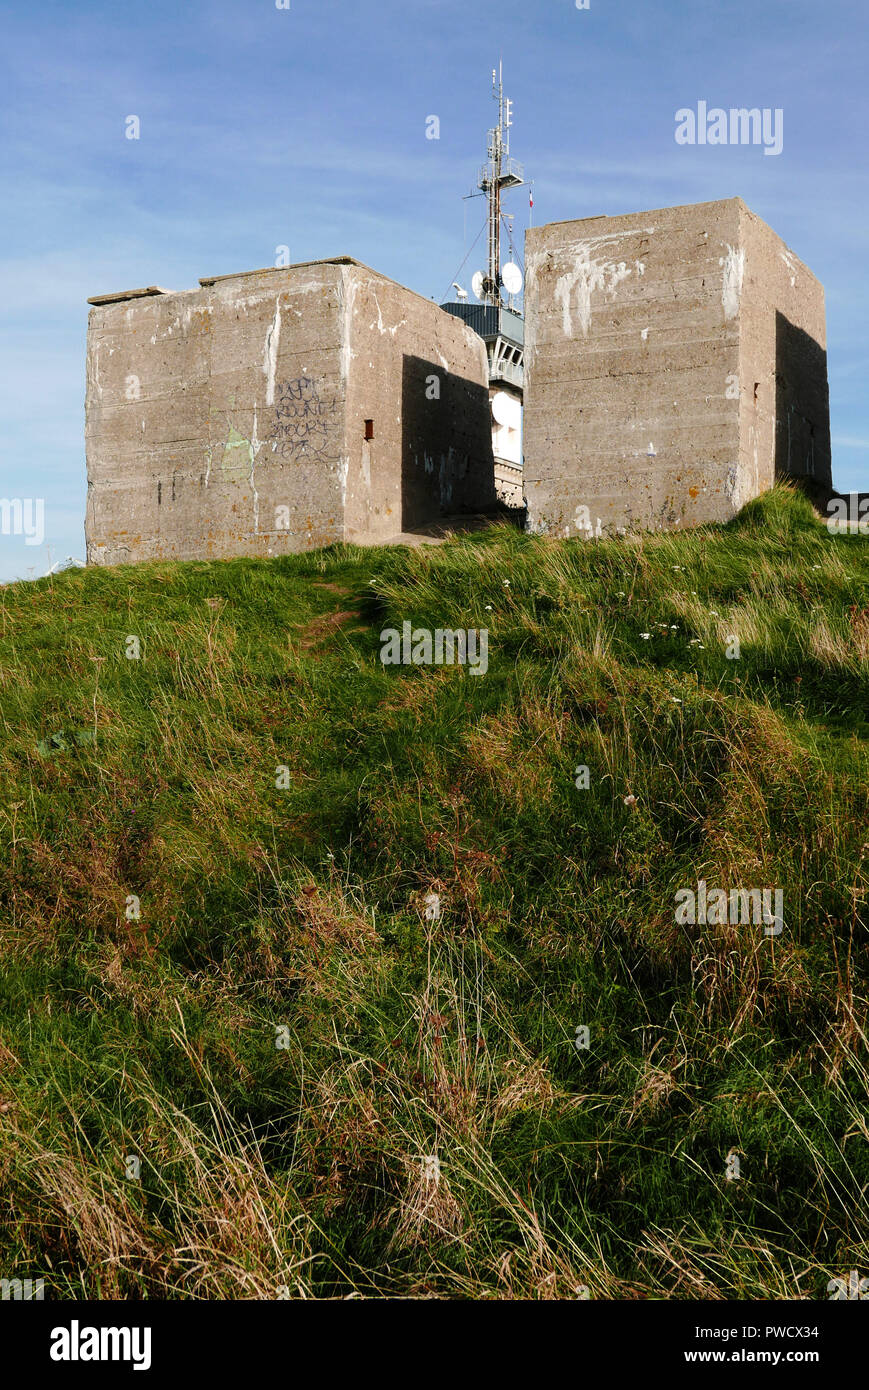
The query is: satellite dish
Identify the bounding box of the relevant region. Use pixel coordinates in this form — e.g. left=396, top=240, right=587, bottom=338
left=492, top=391, right=522, bottom=429
left=501, top=262, right=523, bottom=295
left=471, top=270, right=485, bottom=301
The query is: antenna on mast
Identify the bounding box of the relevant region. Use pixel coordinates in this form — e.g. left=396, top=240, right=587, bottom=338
left=440, top=65, right=528, bottom=512
left=475, top=62, right=524, bottom=307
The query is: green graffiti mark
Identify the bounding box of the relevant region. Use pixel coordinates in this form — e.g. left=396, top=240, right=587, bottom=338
left=221, top=425, right=253, bottom=483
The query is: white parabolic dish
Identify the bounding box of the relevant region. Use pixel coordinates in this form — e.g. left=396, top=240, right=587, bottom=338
left=501, top=262, right=523, bottom=295
left=492, top=391, right=522, bottom=429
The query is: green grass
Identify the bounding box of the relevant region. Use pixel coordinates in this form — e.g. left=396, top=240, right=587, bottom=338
left=1, top=483, right=867, bottom=1299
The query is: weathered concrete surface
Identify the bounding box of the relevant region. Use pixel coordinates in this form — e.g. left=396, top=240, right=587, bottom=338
left=739, top=207, right=831, bottom=499
left=523, top=198, right=831, bottom=536
left=341, top=264, right=494, bottom=542
left=85, top=258, right=495, bottom=565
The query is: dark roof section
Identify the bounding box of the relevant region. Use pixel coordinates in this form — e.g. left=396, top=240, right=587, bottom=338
left=440, top=301, right=524, bottom=348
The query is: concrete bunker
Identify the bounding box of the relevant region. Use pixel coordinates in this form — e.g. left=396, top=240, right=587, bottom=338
left=522, top=197, right=832, bottom=536
left=85, top=258, right=498, bottom=566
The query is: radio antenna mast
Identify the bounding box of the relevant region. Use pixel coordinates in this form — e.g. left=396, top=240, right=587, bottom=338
left=478, top=61, right=523, bottom=306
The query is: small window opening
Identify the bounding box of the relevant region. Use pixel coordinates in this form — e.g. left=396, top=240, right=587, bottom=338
left=364, top=419, right=374, bottom=440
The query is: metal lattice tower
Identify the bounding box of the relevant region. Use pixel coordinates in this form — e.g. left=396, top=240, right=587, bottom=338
left=478, top=62, right=524, bottom=307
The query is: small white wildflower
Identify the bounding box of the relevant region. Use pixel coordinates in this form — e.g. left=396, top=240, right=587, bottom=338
left=502, top=580, right=511, bottom=587
left=670, top=697, right=682, bottom=704
left=640, top=632, right=651, bottom=640
left=623, top=794, right=637, bottom=807
left=485, top=604, right=492, bottom=611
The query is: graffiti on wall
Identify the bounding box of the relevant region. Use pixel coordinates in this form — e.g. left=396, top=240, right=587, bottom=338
left=269, top=376, right=336, bottom=465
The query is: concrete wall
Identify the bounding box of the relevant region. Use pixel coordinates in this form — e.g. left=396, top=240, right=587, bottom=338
left=341, top=265, right=495, bottom=543
left=85, top=259, right=494, bottom=565
left=738, top=204, right=831, bottom=501
left=523, top=198, right=830, bottom=536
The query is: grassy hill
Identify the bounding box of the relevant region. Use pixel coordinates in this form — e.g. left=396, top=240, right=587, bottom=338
left=1, top=484, right=867, bottom=1300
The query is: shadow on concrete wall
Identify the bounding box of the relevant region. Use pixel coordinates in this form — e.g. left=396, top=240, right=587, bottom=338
left=401, top=355, right=497, bottom=532
left=774, top=311, right=832, bottom=489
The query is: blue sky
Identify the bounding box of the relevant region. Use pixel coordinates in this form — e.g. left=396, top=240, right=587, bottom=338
left=1, top=0, right=866, bottom=582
